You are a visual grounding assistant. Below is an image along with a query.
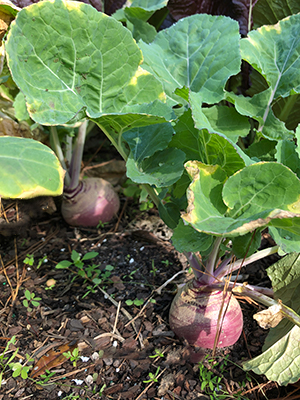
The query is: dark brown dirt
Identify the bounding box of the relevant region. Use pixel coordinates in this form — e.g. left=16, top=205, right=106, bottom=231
left=0, top=194, right=299, bottom=400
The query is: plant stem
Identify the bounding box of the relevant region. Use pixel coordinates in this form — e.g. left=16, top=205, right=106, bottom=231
left=214, top=245, right=280, bottom=280
left=210, top=281, right=274, bottom=297
left=65, top=133, right=73, bottom=166
left=50, top=126, right=71, bottom=186
left=184, top=252, right=204, bottom=280
left=233, top=285, right=300, bottom=329
left=67, top=120, right=87, bottom=190
left=202, top=237, right=223, bottom=284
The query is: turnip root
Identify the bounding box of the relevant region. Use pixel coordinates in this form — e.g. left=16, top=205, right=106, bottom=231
left=169, top=280, right=243, bottom=349
left=61, top=177, right=120, bottom=227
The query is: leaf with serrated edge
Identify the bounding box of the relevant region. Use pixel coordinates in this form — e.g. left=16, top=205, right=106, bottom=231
left=0, top=137, right=64, bottom=199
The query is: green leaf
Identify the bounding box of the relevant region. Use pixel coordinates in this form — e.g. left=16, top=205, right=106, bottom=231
left=183, top=161, right=300, bottom=236
left=123, top=123, right=175, bottom=161
left=170, top=109, right=246, bottom=177
left=71, top=250, right=80, bottom=263
left=240, top=14, right=300, bottom=140
left=0, top=0, right=20, bottom=18
left=127, top=17, right=157, bottom=43
left=272, top=94, right=300, bottom=130
left=171, top=220, right=214, bottom=254
left=126, top=147, right=185, bottom=187
left=55, top=260, right=72, bottom=269
left=244, top=253, right=300, bottom=385
left=275, top=140, right=300, bottom=177
left=0, top=137, right=64, bottom=199
left=139, top=14, right=240, bottom=105
left=6, top=0, right=165, bottom=125
left=263, top=253, right=300, bottom=349
left=189, top=91, right=250, bottom=143
left=253, top=0, right=300, bottom=28
left=82, top=251, right=99, bottom=261
left=188, top=95, right=253, bottom=166
left=244, top=138, right=277, bottom=162
left=14, top=92, right=30, bottom=121
left=231, top=229, right=263, bottom=259
left=201, top=105, right=250, bottom=143
left=24, top=290, right=31, bottom=300
left=269, top=227, right=300, bottom=254
left=158, top=201, right=181, bottom=229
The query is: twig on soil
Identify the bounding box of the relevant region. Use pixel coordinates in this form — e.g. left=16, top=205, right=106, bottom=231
left=98, top=287, right=144, bottom=348
left=112, top=301, right=121, bottom=337
left=155, top=269, right=189, bottom=295
left=124, top=294, right=155, bottom=328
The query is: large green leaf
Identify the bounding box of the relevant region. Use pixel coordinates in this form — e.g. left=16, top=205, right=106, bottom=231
left=123, top=122, right=185, bottom=187
left=123, top=123, right=174, bottom=161
left=139, top=14, right=241, bottom=105
left=253, top=0, right=300, bottom=28
left=171, top=219, right=214, bottom=254
left=275, top=140, right=300, bottom=177
left=243, top=324, right=300, bottom=385
left=182, top=161, right=300, bottom=237
left=170, top=109, right=246, bottom=177
left=125, top=0, right=168, bottom=21
left=5, top=0, right=166, bottom=127
left=237, top=14, right=300, bottom=140
left=244, top=253, right=300, bottom=385
left=126, top=147, right=185, bottom=187
left=0, top=137, right=64, bottom=198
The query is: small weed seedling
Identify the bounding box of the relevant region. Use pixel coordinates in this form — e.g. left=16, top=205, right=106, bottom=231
left=23, top=289, right=41, bottom=313
left=56, top=250, right=114, bottom=297
left=23, top=254, right=34, bottom=266
left=34, top=369, right=57, bottom=385
left=150, top=260, right=158, bottom=277
left=9, top=353, right=34, bottom=379
left=125, top=298, right=144, bottom=307
left=0, top=336, right=19, bottom=387
left=198, top=355, right=248, bottom=400
left=143, top=366, right=160, bottom=383
left=63, top=347, right=80, bottom=367
left=149, top=349, right=164, bottom=359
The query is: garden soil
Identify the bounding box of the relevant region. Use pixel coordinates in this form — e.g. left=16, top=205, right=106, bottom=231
left=0, top=135, right=299, bottom=400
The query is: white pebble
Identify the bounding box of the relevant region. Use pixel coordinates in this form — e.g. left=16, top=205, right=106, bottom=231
left=112, top=340, right=118, bottom=347
left=140, top=246, right=144, bottom=251
left=72, top=379, right=84, bottom=385
left=60, top=248, right=65, bottom=252
left=91, top=352, right=99, bottom=361
left=85, top=375, right=94, bottom=385
left=129, top=258, right=134, bottom=264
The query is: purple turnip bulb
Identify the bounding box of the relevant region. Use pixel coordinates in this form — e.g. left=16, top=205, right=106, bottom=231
left=61, top=177, right=120, bottom=227
left=169, top=280, right=243, bottom=349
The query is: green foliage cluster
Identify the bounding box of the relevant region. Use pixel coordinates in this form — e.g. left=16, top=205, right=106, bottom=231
left=2, top=0, right=300, bottom=386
